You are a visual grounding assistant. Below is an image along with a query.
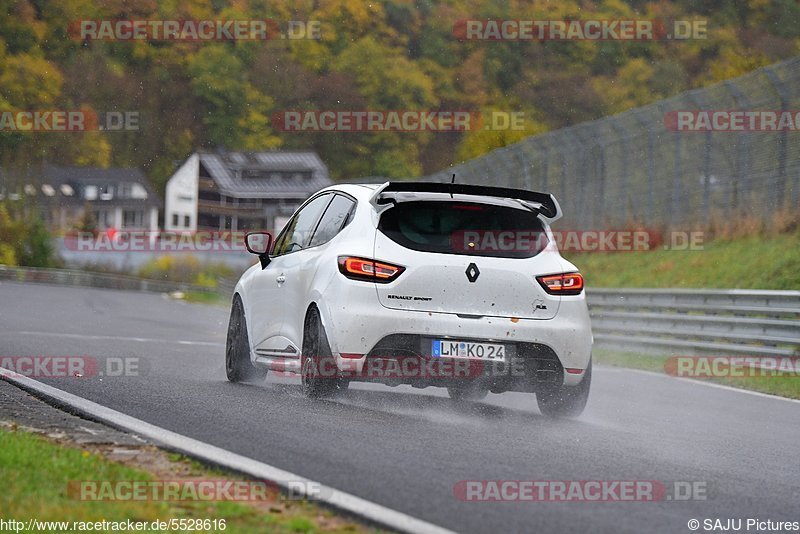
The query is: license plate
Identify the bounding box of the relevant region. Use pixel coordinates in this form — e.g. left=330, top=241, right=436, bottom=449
left=431, top=340, right=506, bottom=362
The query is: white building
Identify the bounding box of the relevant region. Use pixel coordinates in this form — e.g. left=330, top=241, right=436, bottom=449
left=0, top=165, right=160, bottom=233
left=165, top=150, right=332, bottom=233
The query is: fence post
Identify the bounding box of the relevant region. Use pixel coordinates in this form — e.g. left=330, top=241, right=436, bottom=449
left=515, top=149, right=531, bottom=190
left=688, top=91, right=713, bottom=225
left=659, top=102, right=683, bottom=229
left=763, top=66, right=789, bottom=211
left=570, top=127, right=591, bottom=229
left=609, top=118, right=630, bottom=223
left=633, top=110, right=656, bottom=225
left=725, top=80, right=754, bottom=215
left=558, top=135, right=568, bottom=207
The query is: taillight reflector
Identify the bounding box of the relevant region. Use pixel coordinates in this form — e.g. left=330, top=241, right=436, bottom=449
left=536, top=272, right=584, bottom=295
left=338, top=256, right=405, bottom=283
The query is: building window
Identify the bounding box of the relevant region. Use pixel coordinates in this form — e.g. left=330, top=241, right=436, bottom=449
left=237, top=217, right=264, bottom=231
left=198, top=189, right=220, bottom=202
left=93, top=210, right=112, bottom=228
left=123, top=210, right=144, bottom=228
left=172, top=214, right=179, bottom=227
left=197, top=213, right=219, bottom=230
left=99, top=185, right=113, bottom=200
left=184, top=215, right=190, bottom=227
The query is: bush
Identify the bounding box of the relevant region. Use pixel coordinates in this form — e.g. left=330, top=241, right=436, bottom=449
left=137, top=255, right=234, bottom=287
left=0, top=202, right=58, bottom=267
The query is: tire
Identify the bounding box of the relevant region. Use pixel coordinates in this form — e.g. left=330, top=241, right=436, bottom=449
left=536, top=359, right=592, bottom=418
left=225, top=296, right=267, bottom=383
left=300, top=307, right=341, bottom=398
left=447, top=383, right=489, bottom=402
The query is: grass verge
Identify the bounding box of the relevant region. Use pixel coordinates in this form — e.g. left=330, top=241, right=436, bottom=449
left=0, top=427, right=374, bottom=533
left=564, top=231, right=800, bottom=289
left=182, top=290, right=227, bottom=306
left=595, top=349, right=800, bottom=400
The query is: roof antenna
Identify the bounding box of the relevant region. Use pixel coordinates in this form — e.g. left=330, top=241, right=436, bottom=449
left=450, top=173, right=455, bottom=198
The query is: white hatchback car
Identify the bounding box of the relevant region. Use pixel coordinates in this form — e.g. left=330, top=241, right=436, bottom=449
left=226, top=182, right=593, bottom=416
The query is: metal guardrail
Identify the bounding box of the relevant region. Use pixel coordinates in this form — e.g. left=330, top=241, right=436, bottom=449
left=0, top=265, right=214, bottom=295
left=3, top=266, right=798, bottom=356
left=588, top=288, right=800, bottom=357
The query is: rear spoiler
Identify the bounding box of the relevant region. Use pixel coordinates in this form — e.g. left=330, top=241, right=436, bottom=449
left=369, top=181, right=562, bottom=221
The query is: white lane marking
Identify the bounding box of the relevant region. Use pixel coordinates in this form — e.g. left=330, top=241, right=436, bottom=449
left=597, top=365, right=800, bottom=404
left=7, top=331, right=224, bottom=347
left=0, top=368, right=455, bottom=534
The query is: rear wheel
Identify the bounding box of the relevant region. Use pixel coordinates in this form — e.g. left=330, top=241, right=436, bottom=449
left=447, top=383, right=489, bottom=402
left=225, top=296, right=267, bottom=383
left=536, top=359, right=591, bottom=418
left=301, top=307, right=341, bottom=398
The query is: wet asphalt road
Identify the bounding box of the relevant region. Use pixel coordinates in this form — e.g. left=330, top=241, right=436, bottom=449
left=1, top=282, right=798, bottom=534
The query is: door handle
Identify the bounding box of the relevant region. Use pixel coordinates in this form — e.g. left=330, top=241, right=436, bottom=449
left=276, top=274, right=286, bottom=284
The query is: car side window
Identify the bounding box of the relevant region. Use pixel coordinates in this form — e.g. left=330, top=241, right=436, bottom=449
left=272, top=193, right=332, bottom=256
left=308, top=194, right=355, bottom=247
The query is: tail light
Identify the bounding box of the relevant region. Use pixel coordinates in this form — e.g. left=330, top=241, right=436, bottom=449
left=536, top=272, right=584, bottom=295
left=338, top=256, right=405, bottom=283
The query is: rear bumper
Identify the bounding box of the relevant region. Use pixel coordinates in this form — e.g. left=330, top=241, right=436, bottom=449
left=340, top=335, right=570, bottom=392
left=319, top=289, right=592, bottom=387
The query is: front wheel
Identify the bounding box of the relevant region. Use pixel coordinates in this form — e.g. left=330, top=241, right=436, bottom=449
left=536, top=359, right=592, bottom=418
left=225, top=296, right=267, bottom=383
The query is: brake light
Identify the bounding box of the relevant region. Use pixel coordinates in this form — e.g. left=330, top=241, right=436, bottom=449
left=338, top=256, right=405, bottom=283
left=536, top=272, right=584, bottom=295
left=452, top=204, right=486, bottom=211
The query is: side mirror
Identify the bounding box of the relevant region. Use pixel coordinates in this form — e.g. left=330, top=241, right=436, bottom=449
left=245, top=231, right=273, bottom=269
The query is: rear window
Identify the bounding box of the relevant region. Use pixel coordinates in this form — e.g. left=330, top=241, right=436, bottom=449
left=378, top=201, right=548, bottom=258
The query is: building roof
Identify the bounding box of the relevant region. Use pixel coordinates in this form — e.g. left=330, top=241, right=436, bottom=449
left=0, top=165, right=161, bottom=208
left=197, top=150, right=332, bottom=198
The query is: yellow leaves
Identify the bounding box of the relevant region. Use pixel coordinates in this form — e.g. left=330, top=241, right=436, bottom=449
left=706, top=48, right=773, bottom=83
left=591, top=59, right=686, bottom=114
left=313, top=0, right=383, bottom=38
left=332, top=37, right=437, bottom=110
left=0, top=244, right=17, bottom=266
left=0, top=54, right=63, bottom=109
left=455, top=50, right=489, bottom=107
left=456, top=108, right=548, bottom=162
left=591, top=58, right=656, bottom=114
left=0, top=204, right=19, bottom=267
left=72, top=131, right=113, bottom=168
left=700, top=27, right=774, bottom=83
left=288, top=39, right=333, bottom=72
left=237, top=86, right=282, bottom=151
